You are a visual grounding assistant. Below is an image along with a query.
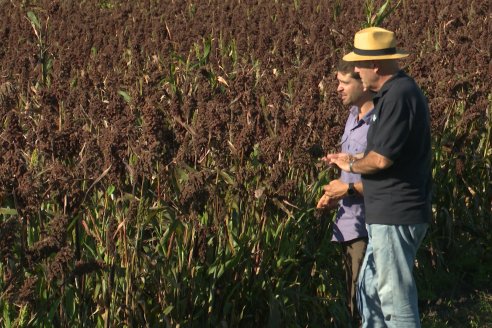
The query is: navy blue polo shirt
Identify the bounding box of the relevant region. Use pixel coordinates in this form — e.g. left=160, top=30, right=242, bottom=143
left=362, top=70, right=432, bottom=225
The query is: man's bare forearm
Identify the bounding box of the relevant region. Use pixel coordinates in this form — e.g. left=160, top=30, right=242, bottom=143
left=353, top=153, right=365, bottom=159
left=350, top=151, right=393, bottom=174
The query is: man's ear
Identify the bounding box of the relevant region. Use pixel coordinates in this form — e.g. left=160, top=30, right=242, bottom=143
left=371, top=61, right=378, bottom=71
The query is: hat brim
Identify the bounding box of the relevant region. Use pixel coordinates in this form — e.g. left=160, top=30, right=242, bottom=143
left=343, top=51, right=409, bottom=61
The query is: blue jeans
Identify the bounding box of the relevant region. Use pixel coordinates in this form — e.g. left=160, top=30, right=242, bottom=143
left=357, top=223, right=428, bottom=328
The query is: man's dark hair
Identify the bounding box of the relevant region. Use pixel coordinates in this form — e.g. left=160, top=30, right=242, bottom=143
left=336, top=60, right=360, bottom=80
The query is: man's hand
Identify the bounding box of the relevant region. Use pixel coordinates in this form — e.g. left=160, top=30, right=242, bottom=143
left=329, top=155, right=351, bottom=173
left=316, top=179, right=349, bottom=210
left=323, top=179, right=349, bottom=200
left=321, top=153, right=350, bottom=166
left=316, top=193, right=338, bottom=209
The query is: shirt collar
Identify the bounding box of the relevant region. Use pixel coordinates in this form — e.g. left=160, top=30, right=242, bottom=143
left=349, top=106, right=359, bottom=117
left=349, top=105, right=374, bottom=128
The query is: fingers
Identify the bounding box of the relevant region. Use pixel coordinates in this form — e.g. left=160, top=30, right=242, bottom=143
left=323, top=179, right=342, bottom=193
left=321, top=153, right=342, bottom=163
left=316, top=194, right=332, bottom=209
left=323, top=183, right=335, bottom=196
left=316, top=194, right=329, bottom=209
left=316, top=193, right=339, bottom=209
left=321, top=153, right=350, bottom=168
left=320, top=157, right=332, bottom=164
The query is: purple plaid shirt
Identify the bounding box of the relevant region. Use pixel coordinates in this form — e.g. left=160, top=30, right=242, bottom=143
left=332, top=106, right=373, bottom=242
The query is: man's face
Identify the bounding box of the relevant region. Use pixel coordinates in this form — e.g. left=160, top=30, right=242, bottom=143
left=336, top=72, right=365, bottom=107
left=354, top=61, right=377, bottom=91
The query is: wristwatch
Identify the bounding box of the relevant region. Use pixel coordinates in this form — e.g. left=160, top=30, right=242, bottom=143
left=347, top=182, right=355, bottom=196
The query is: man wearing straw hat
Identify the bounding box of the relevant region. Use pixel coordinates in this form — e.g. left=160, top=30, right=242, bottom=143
left=326, top=27, right=432, bottom=327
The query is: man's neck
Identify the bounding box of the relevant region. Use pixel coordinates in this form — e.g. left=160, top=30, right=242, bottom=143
left=374, top=66, right=400, bottom=91
left=376, top=73, right=396, bottom=90
left=358, top=99, right=374, bottom=120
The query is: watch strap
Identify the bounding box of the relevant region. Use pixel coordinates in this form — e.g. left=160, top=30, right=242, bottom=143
left=348, top=182, right=355, bottom=196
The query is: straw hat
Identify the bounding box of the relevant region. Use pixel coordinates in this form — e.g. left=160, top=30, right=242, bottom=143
left=343, top=27, right=409, bottom=61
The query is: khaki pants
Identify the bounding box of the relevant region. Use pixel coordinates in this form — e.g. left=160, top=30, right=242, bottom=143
left=341, top=237, right=368, bottom=325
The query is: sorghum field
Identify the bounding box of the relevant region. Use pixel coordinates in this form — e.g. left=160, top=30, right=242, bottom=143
left=0, top=0, right=490, bottom=327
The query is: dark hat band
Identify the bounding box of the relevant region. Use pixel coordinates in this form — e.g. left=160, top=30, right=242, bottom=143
left=353, top=47, right=397, bottom=56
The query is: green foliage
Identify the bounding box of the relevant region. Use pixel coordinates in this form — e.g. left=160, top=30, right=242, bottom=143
left=363, top=0, right=402, bottom=27
left=27, top=11, right=52, bottom=86
left=99, top=0, right=115, bottom=9
left=417, top=94, right=492, bottom=326
left=117, top=90, right=132, bottom=103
